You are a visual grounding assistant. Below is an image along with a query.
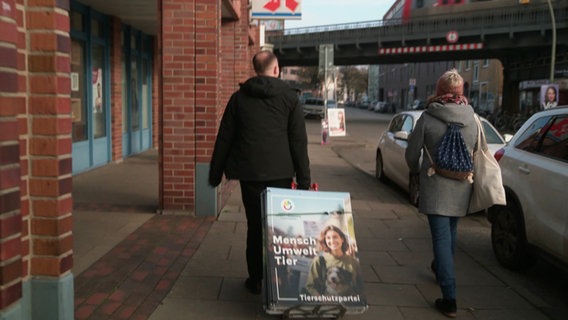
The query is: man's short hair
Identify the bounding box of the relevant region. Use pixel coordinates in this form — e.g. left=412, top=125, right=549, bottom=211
left=252, top=51, right=277, bottom=74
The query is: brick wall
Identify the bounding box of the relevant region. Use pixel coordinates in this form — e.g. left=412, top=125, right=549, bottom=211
left=0, top=0, right=23, bottom=309
left=160, top=0, right=200, bottom=212
left=26, top=0, right=73, bottom=278
left=213, top=0, right=259, bottom=210
left=110, top=17, right=124, bottom=161
left=160, top=0, right=257, bottom=213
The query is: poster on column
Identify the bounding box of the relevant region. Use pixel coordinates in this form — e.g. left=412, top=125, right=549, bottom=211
left=262, top=187, right=367, bottom=316
left=328, top=108, right=346, bottom=137
left=92, top=68, right=103, bottom=114
left=540, top=84, right=559, bottom=110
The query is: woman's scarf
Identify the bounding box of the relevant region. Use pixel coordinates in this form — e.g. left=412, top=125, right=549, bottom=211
left=427, top=93, right=469, bottom=106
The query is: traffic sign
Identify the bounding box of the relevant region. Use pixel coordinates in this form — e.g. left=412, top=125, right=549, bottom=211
left=318, top=44, right=334, bottom=74
left=446, top=31, right=459, bottom=43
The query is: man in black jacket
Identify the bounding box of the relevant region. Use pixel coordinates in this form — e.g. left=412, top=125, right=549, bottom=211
left=209, top=50, right=311, bottom=294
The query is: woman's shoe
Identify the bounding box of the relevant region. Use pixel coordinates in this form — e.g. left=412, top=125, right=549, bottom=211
left=435, top=298, right=457, bottom=318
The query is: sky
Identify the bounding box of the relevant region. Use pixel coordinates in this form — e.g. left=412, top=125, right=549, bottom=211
left=284, top=0, right=393, bottom=29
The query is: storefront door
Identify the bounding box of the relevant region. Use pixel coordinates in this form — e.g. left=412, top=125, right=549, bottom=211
left=71, top=6, right=111, bottom=174
left=123, top=29, right=152, bottom=157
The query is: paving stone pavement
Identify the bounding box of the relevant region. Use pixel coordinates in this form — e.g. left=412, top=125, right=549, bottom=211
left=73, top=118, right=566, bottom=319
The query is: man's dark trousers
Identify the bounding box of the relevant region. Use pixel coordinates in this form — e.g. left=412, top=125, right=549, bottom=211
left=239, top=178, right=292, bottom=283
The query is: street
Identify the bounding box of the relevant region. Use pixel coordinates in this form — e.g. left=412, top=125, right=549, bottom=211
left=304, top=106, right=568, bottom=320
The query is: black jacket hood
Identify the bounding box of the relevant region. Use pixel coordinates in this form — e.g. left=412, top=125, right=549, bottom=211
left=240, top=76, right=292, bottom=98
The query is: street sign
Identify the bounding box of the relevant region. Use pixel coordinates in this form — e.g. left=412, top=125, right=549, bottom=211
left=251, top=0, right=302, bottom=20
left=318, top=44, right=334, bottom=74
left=446, top=30, right=459, bottom=43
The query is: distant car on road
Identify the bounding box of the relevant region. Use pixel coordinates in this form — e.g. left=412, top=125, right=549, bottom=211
left=372, top=101, right=386, bottom=113
left=408, top=99, right=427, bottom=110
left=375, top=110, right=509, bottom=206
left=302, top=99, right=338, bottom=118
left=487, top=106, right=568, bottom=272
left=302, top=98, right=325, bottom=118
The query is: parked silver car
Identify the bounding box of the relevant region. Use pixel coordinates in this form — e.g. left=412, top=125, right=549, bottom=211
left=302, top=98, right=338, bottom=118
left=302, top=98, right=325, bottom=118
left=487, top=106, right=568, bottom=271
left=375, top=110, right=509, bottom=206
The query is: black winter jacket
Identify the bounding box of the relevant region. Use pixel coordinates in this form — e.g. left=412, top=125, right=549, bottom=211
left=208, top=76, right=311, bottom=189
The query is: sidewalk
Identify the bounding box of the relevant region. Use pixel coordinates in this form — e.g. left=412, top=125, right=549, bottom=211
left=73, top=131, right=558, bottom=319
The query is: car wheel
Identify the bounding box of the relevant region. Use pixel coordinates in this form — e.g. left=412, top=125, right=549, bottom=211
left=375, top=150, right=387, bottom=182
left=409, top=173, right=419, bottom=207
left=490, top=201, right=535, bottom=271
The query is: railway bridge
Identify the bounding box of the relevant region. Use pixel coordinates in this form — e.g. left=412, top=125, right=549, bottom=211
left=266, top=1, right=568, bottom=111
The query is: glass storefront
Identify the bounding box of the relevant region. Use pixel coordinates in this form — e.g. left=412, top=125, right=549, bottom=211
left=71, top=1, right=153, bottom=173
left=70, top=3, right=110, bottom=173
left=122, top=27, right=153, bottom=157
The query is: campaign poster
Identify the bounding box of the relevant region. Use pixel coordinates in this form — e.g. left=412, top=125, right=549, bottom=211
left=263, top=188, right=367, bottom=315
left=92, top=68, right=103, bottom=113
left=540, top=84, right=559, bottom=110
left=328, top=108, right=346, bottom=137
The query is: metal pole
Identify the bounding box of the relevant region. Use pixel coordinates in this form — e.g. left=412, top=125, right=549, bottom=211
left=547, top=0, right=556, bottom=83
left=324, top=46, right=328, bottom=121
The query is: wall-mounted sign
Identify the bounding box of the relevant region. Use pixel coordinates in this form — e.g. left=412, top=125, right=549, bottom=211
left=446, top=30, right=459, bottom=43
left=251, top=0, right=302, bottom=20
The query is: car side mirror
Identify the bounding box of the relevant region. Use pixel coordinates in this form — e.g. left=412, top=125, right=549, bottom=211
left=394, top=131, right=408, bottom=140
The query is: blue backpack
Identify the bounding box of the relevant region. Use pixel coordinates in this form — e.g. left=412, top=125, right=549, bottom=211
left=424, top=121, right=473, bottom=181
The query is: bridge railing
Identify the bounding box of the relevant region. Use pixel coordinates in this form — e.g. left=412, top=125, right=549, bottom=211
left=267, top=2, right=567, bottom=46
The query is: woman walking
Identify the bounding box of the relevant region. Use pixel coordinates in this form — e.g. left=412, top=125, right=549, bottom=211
left=405, top=69, right=481, bottom=318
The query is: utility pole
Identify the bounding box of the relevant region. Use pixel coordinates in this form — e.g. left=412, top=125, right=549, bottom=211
left=546, top=0, right=556, bottom=83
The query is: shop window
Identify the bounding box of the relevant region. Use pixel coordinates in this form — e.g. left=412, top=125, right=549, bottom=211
left=142, top=60, right=149, bottom=130
left=91, top=19, right=103, bottom=38
left=71, top=11, right=84, bottom=32
left=131, top=60, right=140, bottom=131
left=122, top=51, right=128, bottom=133
left=92, top=44, right=106, bottom=138
left=71, top=39, right=87, bottom=142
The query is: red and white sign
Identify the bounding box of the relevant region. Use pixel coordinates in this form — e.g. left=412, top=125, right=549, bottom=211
left=251, top=0, right=302, bottom=20
left=446, top=31, right=459, bottom=43
left=378, top=43, right=483, bottom=55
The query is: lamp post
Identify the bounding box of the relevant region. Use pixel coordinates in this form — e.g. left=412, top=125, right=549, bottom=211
left=546, top=0, right=557, bottom=83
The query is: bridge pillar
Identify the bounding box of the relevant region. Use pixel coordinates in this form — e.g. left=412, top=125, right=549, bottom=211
left=502, top=65, right=520, bottom=114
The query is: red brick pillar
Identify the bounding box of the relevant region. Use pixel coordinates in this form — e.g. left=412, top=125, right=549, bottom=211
left=0, top=0, right=24, bottom=314
left=159, top=0, right=221, bottom=214
left=26, top=1, right=74, bottom=318
left=214, top=0, right=259, bottom=208
left=110, top=17, right=123, bottom=161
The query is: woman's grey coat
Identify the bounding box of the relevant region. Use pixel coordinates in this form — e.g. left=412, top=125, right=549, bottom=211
left=405, top=102, right=479, bottom=217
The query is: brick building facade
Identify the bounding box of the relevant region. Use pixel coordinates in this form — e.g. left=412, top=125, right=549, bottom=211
left=0, top=0, right=258, bottom=318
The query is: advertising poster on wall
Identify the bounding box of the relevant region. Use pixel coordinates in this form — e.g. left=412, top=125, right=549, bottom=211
left=262, top=188, right=367, bottom=316
left=540, top=84, right=559, bottom=110
left=327, top=108, right=346, bottom=137
left=92, top=68, right=103, bottom=113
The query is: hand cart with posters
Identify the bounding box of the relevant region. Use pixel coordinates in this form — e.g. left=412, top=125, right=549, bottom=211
left=261, top=187, right=368, bottom=319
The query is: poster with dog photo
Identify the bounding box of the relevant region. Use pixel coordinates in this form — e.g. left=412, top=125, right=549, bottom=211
left=262, top=188, right=367, bottom=315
